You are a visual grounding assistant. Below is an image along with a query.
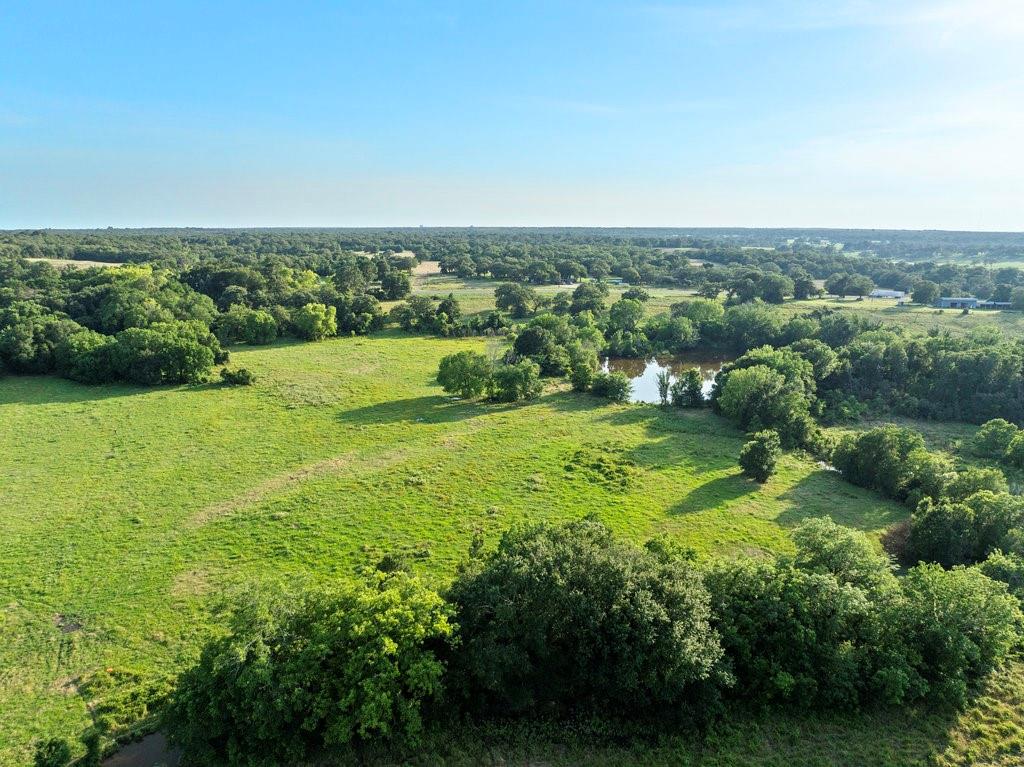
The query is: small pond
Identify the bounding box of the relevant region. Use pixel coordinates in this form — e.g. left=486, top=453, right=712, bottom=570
left=602, top=352, right=733, bottom=404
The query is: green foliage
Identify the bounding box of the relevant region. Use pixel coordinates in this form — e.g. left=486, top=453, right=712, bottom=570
left=912, top=280, right=941, bottom=305
left=910, top=491, right=1024, bottom=567
left=164, top=573, right=454, bottom=766
left=716, top=365, right=812, bottom=447
left=655, top=370, right=671, bottom=406
left=32, top=739, right=70, bottom=767
left=973, top=418, right=1020, bottom=459
left=895, top=564, right=1022, bottom=706
left=978, top=550, right=1024, bottom=598
left=437, top=351, right=492, bottom=398
left=670, top=368, right=705, bottom=408
left=447, top=518, right=723, bottom=718
left=54, top=329, right=117, bottom=383
left=112, top=322, right=219, bottom=385
left=292, top=302, right=338, bottom=340
left=590, top=371, right=632, bottom=403
left=738, top=430, right=781, bottom=483
left=487, top=360, right=542, bottom=402
left=216, top=305, right=278, bottom=345
left=570, top=282, right=609, bottom=315
left=494, top=283, right=537, bottom=318
left=831, top=426, right=927, bottom=502
left=220, top=367, right=255, bottom=386
left=791, top=517, right=895, bottom=594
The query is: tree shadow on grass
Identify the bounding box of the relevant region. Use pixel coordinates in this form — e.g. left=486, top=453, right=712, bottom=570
left=773, top=469, right=909, bottom=532
left=335, top=394, right=529, bottom=428
left=0, top=375, right=214, bottom=405
left=669, top=473, right=757, bottom=516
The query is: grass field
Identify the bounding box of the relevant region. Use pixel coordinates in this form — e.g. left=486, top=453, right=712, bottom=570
left=409, top=271, right=1024, bottom=338
left=0, top=331, right=907, bottom=764
left=1, top=322, right=1022, bottom=765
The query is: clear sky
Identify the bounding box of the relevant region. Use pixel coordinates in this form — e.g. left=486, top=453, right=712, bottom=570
left=1, top=1, right=1021, bottom=230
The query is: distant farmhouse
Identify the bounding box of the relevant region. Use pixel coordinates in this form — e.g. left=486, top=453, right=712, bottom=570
left=869, top=289, right=906, bottom=299
left=935, top=296, right=1012, bottom=310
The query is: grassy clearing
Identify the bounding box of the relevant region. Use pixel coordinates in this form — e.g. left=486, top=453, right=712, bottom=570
left=0, top=332, right=903, bottom=763
left=410, top=273, right=1024, bottom=338
left=2, top=330, right=1022, bottom=765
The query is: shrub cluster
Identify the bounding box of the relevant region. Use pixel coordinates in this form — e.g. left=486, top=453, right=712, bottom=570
left=436, top=351, right=542, bottom=403
left=159, top=519, right=1022, bottom=766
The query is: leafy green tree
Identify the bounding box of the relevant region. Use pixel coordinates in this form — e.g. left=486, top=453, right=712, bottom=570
left=722, top=302, right=784, bottom=352
left=972, top=419, right=1021, bottom=458
left=164, top=573, right=454, bottom=766
left=706, top=558, right=891, bottom=708
left=670, top=368, right=704, bottom=407
left=590, top=371, right=632, bottom=403
left=54, top=329, right=117, bottom=383
left=292, top=303, right=337, bottom=340
left=380, top=269, right=412, bottom=300
left=494, top=283, right=537, bottom=318
left=978, top=550, right=1024, bottom=598
left=739, top=430, right=781, bottom=482
left=792, top=518, right=895, bottom=594
left=831, top=426, right=926, bottom=501
left=717, top=365, right=812, bottom=447
left=437, top=351, right=492, bottom=398
left=756, top=272, right=794, bottom=304
left=912, top=280, right=941, bottom=305
left=621, top=287, right=650, bottom=302
left=447, top=518, right=723, bottom=717
left=893, top=564, right=1022, bottom=706
left=608, top=298, right=644, bottom=332
left=656, top=370, right=671, bottom=406
left=570, top=282, right=609, bottom=315
left=791, top=270, right=818, bottom=300
left=112, top=323, right=217, bottom=385
left=487, top=360, right=542, bottom=402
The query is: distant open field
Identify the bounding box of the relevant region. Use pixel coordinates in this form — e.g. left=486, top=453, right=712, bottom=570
left=24, top=257, right=121, bottom=269
left=410, top=272, right=1024, bottom=339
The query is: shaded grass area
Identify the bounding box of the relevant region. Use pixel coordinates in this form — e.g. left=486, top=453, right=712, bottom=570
left=0, top=331, right=1014, bottom=765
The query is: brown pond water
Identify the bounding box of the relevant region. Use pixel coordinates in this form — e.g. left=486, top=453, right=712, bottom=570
left=603, top=352, right=733, bottom=404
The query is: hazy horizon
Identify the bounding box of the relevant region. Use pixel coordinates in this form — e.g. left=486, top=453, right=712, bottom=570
left=3, top=1, right=1022, bottom=230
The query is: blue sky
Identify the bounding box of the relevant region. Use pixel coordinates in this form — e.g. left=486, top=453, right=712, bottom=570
left=1, top=1, right=1021, bottom=229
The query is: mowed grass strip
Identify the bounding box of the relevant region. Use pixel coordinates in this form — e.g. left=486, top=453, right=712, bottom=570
left=0, top=331, right=911, bottom=764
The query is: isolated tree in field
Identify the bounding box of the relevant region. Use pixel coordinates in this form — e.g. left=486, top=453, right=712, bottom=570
left=292, top=302, right=337, bottom=340
left=494, top=283, right=537, bottom=318
left=621, top=287, right=650, bottom=303
left=487, top=360, right=542, bottom=402
left=912, top=280, right=940, bottom=306
left=590, top=371, right=632, bottom=403
left=757, top=272, right=794, bottom=304
left=164, top=573, right=454, bottom=766
left=739, top=430, right=781, bottom=482
left=437, top=351, right=492, bottom=398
